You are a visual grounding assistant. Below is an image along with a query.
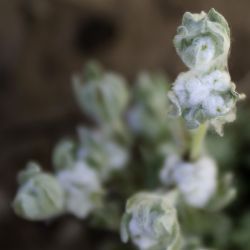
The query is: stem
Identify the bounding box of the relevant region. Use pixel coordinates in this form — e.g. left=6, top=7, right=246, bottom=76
left=170, top=119, right=190, bottom=157
left=190, top=123, right=207, bottom=161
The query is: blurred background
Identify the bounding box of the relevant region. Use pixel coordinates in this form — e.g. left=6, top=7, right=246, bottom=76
left=1, top=0, right=250, bottom=249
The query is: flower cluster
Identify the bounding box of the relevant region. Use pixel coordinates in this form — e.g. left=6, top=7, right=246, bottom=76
left=121, top=192, right=181, bottom=250
left=174, top=8, right=230, bottom=72
left=56, top=161, right=103, bottom=218
left=160, top=155, right=217, bottom=208
left=169, top=70, right=240, bottom=129
left=11, top=9, right=245, bottom=249
left=169, top=8, right=244, bottom=133
left=13, top=162, right=65, bottom=221
left=51, top=127, right=128, bottom=218
left=12, top=63, right=131, bottom=222
left=73, top=62, right=129, bottom=125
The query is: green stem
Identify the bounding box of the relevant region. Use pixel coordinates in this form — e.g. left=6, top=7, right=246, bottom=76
left=190, top=123, right=207, bottom=161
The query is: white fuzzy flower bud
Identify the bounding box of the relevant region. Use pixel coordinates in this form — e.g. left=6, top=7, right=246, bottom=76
left=160, top=156, right=217, bottom=208
left=170, top=9, right=245, bottom=132
left=56, top=161, right=102, bottom=218
left=174, top=8, right=230, bottom=71
left=121, top=192, right=182, bottom=250
left=169, top=70, right=242, bottom=129
left=13, top=162, right=65, bottom=221
left=73, top=62, right=129, bottom=124
left=77, top=127, right=128, bottom=181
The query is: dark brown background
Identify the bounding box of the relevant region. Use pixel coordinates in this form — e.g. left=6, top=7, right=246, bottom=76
left=0, top=0, right=250, bottom=249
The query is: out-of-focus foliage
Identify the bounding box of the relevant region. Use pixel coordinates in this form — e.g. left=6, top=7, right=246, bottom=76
left=12, top=61, right=249, bottom=250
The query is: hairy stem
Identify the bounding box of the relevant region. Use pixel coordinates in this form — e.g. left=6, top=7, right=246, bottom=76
left=190, top=123, right=208, bottom=161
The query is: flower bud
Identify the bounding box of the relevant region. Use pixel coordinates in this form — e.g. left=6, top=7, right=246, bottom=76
left=77, top=127, right=128, bottom=181
left=174, top=8, right=230, bottom=71
left=56, top=161, right=103, bottom=218
left=13, top=162, right=65, bottom=220
left=121, top=192, right=181, bottom=250
left=168, top=70, right=243, bottom=130
left=73, top=62, right=129, bottom=124
left=160, top=156, right=217, bottom=208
